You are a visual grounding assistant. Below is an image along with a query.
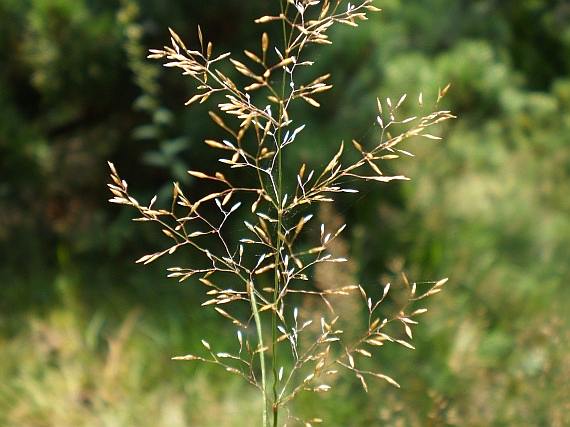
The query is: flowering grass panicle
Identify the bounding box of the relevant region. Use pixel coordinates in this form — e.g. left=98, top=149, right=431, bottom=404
left=108, top=1, right=455, bottom=425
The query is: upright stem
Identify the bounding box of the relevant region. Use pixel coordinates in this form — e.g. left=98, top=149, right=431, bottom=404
left=272, top=3, right=289, bottom=426
left=272, top=146, right=283, bottom=427
left=272, top=82, right=285, bottom=427
left=248, top=280, right=268, bottom=427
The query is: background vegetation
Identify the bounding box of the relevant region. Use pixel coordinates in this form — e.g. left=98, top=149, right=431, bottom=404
left=1, top=0, right=569, bottom=425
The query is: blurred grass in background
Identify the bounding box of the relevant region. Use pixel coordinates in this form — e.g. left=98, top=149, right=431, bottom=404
left=1, top=0, right=569, bottom=425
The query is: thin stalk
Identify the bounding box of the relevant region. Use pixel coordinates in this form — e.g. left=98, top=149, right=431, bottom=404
left=248, top=280, right=268, bottom=427
left=272, top=140, right=283, bottom=427
left=272, top=3, right=289, bottom=426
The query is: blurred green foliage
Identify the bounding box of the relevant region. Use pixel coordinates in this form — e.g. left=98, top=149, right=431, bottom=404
left=1, top=0, right=569, bottom=425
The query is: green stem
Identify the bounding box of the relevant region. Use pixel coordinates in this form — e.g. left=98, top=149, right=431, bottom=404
left=272, top=91, right=285, bottom=427
left=248, top=280, right=268, bottom=427
left=272, top=155, right=283, bottom=427
left=272, top=3, right=289, bottom=427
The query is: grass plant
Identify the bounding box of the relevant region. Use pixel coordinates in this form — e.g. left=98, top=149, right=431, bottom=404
left=108, top=1, right=454, bottom=425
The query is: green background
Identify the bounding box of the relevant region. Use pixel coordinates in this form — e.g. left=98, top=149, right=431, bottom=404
left=1, top=0, right=569, bottom=425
